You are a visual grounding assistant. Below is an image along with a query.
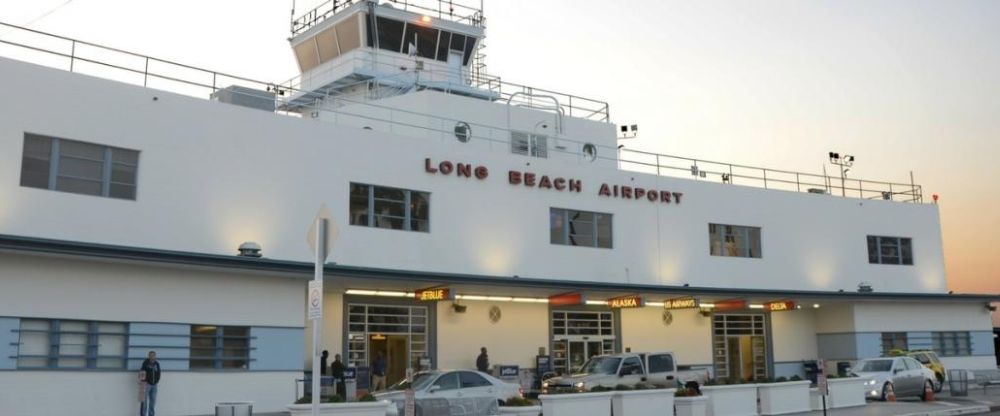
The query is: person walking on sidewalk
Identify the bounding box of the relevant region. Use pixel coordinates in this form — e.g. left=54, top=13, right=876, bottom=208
left=139, top=351, right=161, bottom=416
left=476, top=347, right=490, bottom=373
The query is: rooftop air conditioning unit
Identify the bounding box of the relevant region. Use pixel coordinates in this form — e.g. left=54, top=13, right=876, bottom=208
left=210, top=85, right=276, bottom=112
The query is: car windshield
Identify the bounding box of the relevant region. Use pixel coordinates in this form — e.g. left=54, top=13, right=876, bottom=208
left=856, top=360, right=893, bottom=372
left=912, top=354, right=929, bottom=364
left=579, top=357, right=621, bottom=375
left=388, top=372, right=436, bottom=391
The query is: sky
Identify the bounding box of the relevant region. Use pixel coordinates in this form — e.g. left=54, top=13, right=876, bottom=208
left=3, top=0, right=999, bottom=294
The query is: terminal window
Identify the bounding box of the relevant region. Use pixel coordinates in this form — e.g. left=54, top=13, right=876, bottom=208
left=350, top=183, right=430, bottom=232
left=933, top=332, right=971, bottom=356
left=867, top=236, right=913, bottom=265
left=708, top=224, right=762, bottom=258
left=550, top=208, right=613, bottom=248
left=189, top=325, right=250, bottom=370
left=19, top=133, right=139, bottom=200
left=15, top=319, right=127, bottom=370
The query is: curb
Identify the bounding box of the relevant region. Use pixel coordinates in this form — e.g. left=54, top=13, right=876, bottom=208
left=897, top=405, right=991, bottom=416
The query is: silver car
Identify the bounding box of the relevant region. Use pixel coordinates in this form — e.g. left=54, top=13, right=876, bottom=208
left=374, top=370, right=523, bottom=416
left=851, top=357, right=940, bottom=401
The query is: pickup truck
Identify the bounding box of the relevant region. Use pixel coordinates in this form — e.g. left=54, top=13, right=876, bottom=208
left=542, top=352, right=710, bottom=392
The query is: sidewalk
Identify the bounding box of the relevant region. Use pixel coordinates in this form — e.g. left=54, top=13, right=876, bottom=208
left=789, top=387, right=1000, bottom=416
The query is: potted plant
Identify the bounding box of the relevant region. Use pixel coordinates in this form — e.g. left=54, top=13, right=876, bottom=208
left=539, top=386, right=614, bottom=416
left=287, top=395, right=392, bottom=416
left=757, top=376, right=811, bottom=415
left=674, top=387, right=707, bottom=416
left=701, top=379, right=760, bottom=416
left=499, top=396, right=542, bottom=416
left=611, top=383, right=676, bottom=416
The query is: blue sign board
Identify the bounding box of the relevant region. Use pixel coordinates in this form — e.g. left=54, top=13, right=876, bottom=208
left=355, top=366, right=371, bottom=390
left=498, top=365, right=519, bottom=379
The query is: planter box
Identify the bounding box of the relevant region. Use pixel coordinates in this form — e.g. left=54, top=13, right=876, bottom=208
left=827, top=378, right=867, bottom=408
left=758, top=381, right=811, bottom=415
left=612, top=388, right=676, bottom=416
left=539, top=391, right=613, bottom=416
left=499, top=405, right=541, bottom=416
left=702, top=384, right=759, bottom=416
left=675, top=396, right=708, bottom=416
left=287, top=401, right=392, bottom=416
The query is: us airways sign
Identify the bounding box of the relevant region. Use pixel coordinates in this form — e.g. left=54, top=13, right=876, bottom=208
left=425, top=158, right=684, bottom=205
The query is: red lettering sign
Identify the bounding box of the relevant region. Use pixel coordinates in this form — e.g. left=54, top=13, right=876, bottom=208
left=714, top=299, right=747, bottom=312
left=764, top=301, right=795, bottom=312
left=607, top=295, right=644, bottom=309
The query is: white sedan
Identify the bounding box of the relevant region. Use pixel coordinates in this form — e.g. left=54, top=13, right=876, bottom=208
left=374, top=370, right=523, bottom=416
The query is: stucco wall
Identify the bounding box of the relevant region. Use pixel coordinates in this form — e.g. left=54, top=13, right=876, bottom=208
left=0, top=57, right=949, bottom=294
left=0, top=253, right=304, bottom=327
left=852, top=302, right=993, bottom=332
left=771, top=308, right=819, bottom=363
left=435, top=301, right=549, bottom=369
left=0, top=371, right=298, bottom=416
left=619, top=307, right=712, bottom=366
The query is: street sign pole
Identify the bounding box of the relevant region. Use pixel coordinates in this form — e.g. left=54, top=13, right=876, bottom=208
left=311, top=217, right=326, bottom=416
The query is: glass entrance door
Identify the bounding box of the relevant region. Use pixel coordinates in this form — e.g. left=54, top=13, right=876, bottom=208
left=712, top=314, right=768, bottom=381
left=347, top=303, right=428, bottom=387
left=551, top=310, right=617, bottom=375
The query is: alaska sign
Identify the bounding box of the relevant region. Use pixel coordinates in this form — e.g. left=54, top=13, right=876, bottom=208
left=425, top=158, right=683, bottom=205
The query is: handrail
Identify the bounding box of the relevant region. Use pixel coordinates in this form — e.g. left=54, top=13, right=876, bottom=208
left=0, top=20, right=923, bottom=203
left=291, top=0, right=485, bottom=36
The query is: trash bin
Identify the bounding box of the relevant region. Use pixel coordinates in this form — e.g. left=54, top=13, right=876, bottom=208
left=836, top=362, right=851, bottom=377
left=948, top=369, right=969, bottom=396
left=215, top=402, right=252, bottom=416
left=803, top=361, right=819, bottom=385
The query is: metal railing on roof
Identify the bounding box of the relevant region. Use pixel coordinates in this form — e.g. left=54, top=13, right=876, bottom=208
left=0, top=21, right=924, bottom=203
left=276, top=48, right=610, bottom=121
left=291, top=0, right=485, bottom=36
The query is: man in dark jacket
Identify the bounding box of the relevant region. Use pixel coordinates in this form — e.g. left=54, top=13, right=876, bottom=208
left=320, top=350, right=329, bottom=376
left=331, top=353, right=347, bottom=398
left=476, top=347, right=489, bottom=373
left=139, top=350, right=161, bottom=416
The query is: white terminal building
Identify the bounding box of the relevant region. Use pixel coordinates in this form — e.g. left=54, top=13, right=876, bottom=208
left=0, top=1, right=996, bottom=415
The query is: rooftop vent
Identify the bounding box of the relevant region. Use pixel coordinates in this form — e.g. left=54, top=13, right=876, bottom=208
left=210, top=85, right=275, bottom=112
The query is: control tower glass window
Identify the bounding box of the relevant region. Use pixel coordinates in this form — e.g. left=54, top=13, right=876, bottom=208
left=375, top=17, right=405, bottom=53
left=403, top=24, right=439, bottom=59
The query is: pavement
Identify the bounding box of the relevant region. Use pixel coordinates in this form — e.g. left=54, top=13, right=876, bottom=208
left=789, top=386, right=1000, bottom=416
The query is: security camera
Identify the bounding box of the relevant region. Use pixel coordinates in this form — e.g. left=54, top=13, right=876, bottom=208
left=451, top=303, right=467, bottom=313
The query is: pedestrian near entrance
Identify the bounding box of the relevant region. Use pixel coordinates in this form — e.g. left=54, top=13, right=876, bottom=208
left=476, top=347, right=489, bottom=373
left=320, top=350, right=329, bottom=375
left=331, top=353, right=347, bottom=398
left=371, top=351, right=387, bottom=391
left=139, top=351, right=161, bottom=416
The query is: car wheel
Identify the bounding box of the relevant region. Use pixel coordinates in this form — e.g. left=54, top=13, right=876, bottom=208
left=881, top=383, right=894, bottom=401
left=920, top=380, right=933, bottom=401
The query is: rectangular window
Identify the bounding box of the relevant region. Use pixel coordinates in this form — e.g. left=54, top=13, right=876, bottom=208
left=16, top=319, right=128, bottom=370
left=867, top=236, right=913, bottom=265
left=932, top=331, right=971, bottom=356
left=349, top=183, right=430, bottom=232
left=708, top=224, right=762, bottom=258
left=550, top=208, right=612, bottom=248
left=189, top=325, right=250, bottom=370
left=20, top=133, right=139, bottom=200
left=510, top=131, right=547, bottom=158
left=880, top=332, right=908, bottom=355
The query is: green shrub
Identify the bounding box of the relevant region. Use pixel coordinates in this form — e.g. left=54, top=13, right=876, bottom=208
left=614, top=384, right=632, bottom=391
left=774, top=376, right=788, bottom=383
left=675, top=388, right=701, bottom=397
left=790, top=375, right=803, bottom=381
left=359, top=393, right=377, bottom=402
left=294, top=395, right=344, bottom=404
left=503, top=396, right=535, bottom=407
left=589, top=385, right=613, bottom=392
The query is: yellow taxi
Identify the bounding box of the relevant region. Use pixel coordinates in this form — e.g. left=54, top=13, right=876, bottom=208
left=908, top=350, right=946, bottom=392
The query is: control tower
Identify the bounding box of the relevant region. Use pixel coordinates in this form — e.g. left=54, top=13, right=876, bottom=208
left=283, top=0, right=493, bottom=109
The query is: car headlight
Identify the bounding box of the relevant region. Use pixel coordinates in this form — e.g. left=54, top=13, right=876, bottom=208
left=541, top=382, right=549, bottom=389
left=865, top=379, right=878, bottom=386
left=574, top=382, right=585, bottom=389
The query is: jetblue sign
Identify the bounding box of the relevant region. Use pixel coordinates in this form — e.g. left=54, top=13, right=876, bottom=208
left=498, top=365, right=519, bottom=378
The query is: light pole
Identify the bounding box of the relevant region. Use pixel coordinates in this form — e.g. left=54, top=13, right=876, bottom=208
left=828, top=152, right=855, bottom=197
